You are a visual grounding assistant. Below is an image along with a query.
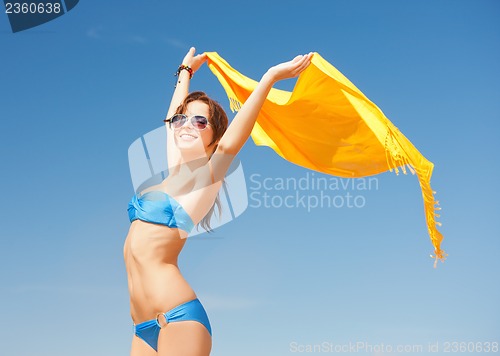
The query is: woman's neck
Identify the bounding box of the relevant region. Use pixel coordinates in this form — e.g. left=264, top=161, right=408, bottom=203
left=173, top=151, right=209, bottom=176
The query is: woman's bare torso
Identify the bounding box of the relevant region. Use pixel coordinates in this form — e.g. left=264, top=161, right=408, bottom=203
left=124, top=165, right=222, bottom=324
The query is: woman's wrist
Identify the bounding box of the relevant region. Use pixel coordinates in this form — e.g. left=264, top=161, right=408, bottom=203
left=176, top=64, right=193, bottom=79
left=174, top=65, right=193, bottom=88
left=261, top=70, right=278, bottom=87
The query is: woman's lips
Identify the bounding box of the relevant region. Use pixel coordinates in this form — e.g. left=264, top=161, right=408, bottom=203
left=179, top=133, right=198, bottom=141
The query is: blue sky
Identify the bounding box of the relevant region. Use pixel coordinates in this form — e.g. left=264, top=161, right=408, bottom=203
left=1, top=1, right=499, bottom=355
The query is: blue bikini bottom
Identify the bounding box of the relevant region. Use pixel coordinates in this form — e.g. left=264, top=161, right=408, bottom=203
left=133, top=298, right=212, bottom=352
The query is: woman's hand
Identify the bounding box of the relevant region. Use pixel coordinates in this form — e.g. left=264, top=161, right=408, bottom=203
left=267, top=52, right=314, bottom=83
left=181, top=47, right=207, bottom=74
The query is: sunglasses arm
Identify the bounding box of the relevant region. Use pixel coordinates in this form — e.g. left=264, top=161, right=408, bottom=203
left=163, top=118, right=172, bottom=129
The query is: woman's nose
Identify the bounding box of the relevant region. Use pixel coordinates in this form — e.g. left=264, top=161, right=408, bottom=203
left=181, top=116, right=195, bottom=129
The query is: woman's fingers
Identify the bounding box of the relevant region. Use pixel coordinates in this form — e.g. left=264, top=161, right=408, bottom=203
left=295, top=53, right=313, bottom=73
left=196, top=52, right=207, bottom=61
left=179, top=46, right=209, bottom=74
left=182, top=47, right=196, bottom=65
left=293, top=53, right=312, bottom=67
left=268, top=52, right=314, bottom=81
left=188, top=51, right=208, bottom=72
left=289, top=52, right=313, bottom=76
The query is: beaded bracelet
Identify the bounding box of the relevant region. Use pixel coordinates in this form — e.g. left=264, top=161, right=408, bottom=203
left=175, top=64, right=193, bottom=79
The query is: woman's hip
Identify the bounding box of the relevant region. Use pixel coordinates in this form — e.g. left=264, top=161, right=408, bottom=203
left=129, top=276, right=198, bottom=324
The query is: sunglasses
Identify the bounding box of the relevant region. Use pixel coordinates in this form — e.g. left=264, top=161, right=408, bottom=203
left=164, top=114, right=211, bottom=130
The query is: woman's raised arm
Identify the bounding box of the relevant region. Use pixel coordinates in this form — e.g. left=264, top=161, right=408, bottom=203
left=165, top=47, right=207, bottom=169
left=215, top=53, right=313, bottom=156
left=166, top=47, right=207, bottom=119
left=210, top=53, right=313, bottom=182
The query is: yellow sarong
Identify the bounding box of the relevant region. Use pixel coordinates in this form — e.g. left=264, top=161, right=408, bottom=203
left=206, top=52, right=446, bottom=267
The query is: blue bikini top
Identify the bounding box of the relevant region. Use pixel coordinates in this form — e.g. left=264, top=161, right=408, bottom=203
left=127, top=190, right=195, bottom=233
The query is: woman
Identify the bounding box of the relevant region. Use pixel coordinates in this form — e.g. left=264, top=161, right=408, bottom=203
left=124, top=47, right=313, bottom=356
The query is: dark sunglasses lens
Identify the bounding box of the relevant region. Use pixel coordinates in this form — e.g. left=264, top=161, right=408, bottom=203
left=171, top=115, right=186, bottom=128
left=192, top=116, right=208, bottom=129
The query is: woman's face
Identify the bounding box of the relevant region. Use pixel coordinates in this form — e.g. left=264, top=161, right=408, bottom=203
left=174, top=100, right=215, bottom=155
